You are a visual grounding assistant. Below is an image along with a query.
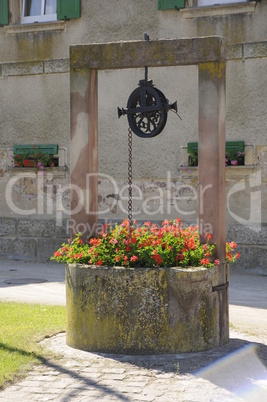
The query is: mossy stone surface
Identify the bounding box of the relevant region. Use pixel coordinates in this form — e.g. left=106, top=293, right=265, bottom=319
left=66, top=264, right=229, bottom=354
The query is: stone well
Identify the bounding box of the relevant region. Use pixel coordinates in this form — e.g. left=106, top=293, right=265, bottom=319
left=66, top=264, right=229, bottom=355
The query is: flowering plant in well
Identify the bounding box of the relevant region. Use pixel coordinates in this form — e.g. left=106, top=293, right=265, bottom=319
left=52, top=219, right=240, bottom=268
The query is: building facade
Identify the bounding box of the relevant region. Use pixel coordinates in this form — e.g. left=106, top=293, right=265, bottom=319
left=0, top=0, right=266, bottom=272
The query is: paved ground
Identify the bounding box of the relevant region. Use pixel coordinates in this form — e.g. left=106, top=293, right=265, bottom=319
left=0, top=259, right=266, bottom=401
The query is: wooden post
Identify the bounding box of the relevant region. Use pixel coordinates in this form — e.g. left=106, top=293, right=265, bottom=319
left=70, top=68, right=98, bottom=238
left=198, top=61, right=228, bottom=344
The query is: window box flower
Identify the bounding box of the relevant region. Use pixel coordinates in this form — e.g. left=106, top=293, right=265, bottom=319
left=187, top=141, right=245, bottom=167
left=12, top=144, right=58, bottom=174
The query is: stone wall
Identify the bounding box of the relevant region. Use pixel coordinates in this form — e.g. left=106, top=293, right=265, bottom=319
left=0, top=217, right=69, bottom=261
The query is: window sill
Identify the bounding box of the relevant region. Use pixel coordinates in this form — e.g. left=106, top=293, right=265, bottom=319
left=7, top=166, right=68, bottom=178
left=179, top=165, right=257, bottom=179
left=180, top=1, right=256, bottom=19
left=3, top=21, right=65, bottom=34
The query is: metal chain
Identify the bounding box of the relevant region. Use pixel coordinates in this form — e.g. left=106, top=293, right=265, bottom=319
left=128, top=126, right=133, bottom=226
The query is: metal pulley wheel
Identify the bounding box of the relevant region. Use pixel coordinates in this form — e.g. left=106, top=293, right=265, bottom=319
left=125, top=81, right=167, bottom=138
left=118, top=79, right=177, bottom=138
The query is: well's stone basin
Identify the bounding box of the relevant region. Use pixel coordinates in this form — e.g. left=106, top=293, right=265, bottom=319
left=66, top=264, right=229, bottom=354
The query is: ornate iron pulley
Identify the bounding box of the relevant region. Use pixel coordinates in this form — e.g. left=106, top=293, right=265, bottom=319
left=118, top=34, right=182, bottom=225
left=118, top=35, right=179, bottom=138
left=118, top=78, right=178, bottom=138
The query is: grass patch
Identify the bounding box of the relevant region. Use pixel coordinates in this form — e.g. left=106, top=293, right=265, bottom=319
left=0, top=301, right=66, bottom=389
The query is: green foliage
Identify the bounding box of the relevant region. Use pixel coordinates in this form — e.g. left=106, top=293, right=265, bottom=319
left=52, top=219, right=240, bottom=268
left=0, top=302, right=66, bottom=388
left=225, top=150, right=244, bottom=166
left=12, top=145, right=55, bottom=172
left=188, top=149, right=244, bottom=167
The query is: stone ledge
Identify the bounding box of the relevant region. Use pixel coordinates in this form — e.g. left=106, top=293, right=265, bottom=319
left=227, top=44, right=243, bottom=60
left=181, top=2, right=256, bottom=19
left=0, top=40, right=266, bottom=80
left=2, top=61, right=44, bottom=77
left=243, top=41, right=267, bottom=59
left=3, top=21, right=65, bottom=35
left=44, top=59, right=69, bottom=74
left=1, top=59, right=70, bottom=78
left=178, top=165, right=258, bottom=179
left=7, top=166, right=68, bottom=178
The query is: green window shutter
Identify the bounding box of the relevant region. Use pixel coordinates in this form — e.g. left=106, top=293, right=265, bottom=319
left=0, top=0, right=9, bottom=26
left=57, top=0, right=81, bottom=20
left=158, top=0, right=185, bottom=10
left=13, top=144, right=58, bottom=155
left=187, top=141, right=244, bottom=154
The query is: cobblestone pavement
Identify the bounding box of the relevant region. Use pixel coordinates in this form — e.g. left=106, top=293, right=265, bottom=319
left=1, top=331, right=266, bottom=402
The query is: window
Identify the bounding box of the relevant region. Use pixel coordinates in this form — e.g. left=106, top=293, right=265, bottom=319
left=158, top=0, right=248, bottom=10
left=0, top=0, right=81, bottom=26
left=22, top=0, right=57, bottom=23
left=198, top=0, right=246, bottom=6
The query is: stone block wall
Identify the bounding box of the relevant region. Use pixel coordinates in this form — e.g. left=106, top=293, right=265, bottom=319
left=0, top=218, right=69, bottom=261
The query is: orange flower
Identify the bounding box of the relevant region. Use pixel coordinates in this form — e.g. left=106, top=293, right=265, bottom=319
left=130, top=237, right=137, bottom=244
left=152, top=253, right=163, bottom=265
left=89, top=238, right=101, bottom=246
left=205, top=233, right=213, bottom=240
left=130, top=255, right=138, bottom=263
left=176, top=253, right=184, bottom=262
left=214, top=259, right=220, bottom=266
left=201, top=258, right=210, bottom=266
left=121, top=219, right=130, bottom=228
left=226, top=252, right=232, bottom=261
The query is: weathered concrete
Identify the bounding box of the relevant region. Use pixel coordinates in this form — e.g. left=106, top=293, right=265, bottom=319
left=66, top=264, right=229, bottom=354
left=70, top=36, right=226, bottom=70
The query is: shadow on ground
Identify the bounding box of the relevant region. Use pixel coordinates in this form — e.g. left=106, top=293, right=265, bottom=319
left=1, top=335, right=267, bottom=401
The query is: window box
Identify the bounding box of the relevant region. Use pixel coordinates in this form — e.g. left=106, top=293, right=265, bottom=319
left=187, top=141, right=245, bottom=167
left=12, top=144, right=59, bottom=172
left=22, top=159, right=35, bottom=168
